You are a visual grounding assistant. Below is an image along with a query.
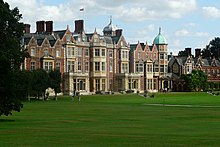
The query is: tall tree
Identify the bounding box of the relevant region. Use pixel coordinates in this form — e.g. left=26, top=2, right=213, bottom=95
left=49, top=70, right=61, bottom=100
left=207, top=37, right=220, bottom=59
left=205, top=37, right=220, bottom=59
left=0, top=0, right=27, bottom=116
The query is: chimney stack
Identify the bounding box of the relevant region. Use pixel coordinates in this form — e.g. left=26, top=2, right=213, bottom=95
left=24, top=24, right=31, bottom=33
left=74, top=20, right=84, bottom=34
left=195, top=48, right=201, bottom=58
left=46, top=21, right=53, bottom=33
left=36, top=21, right=45, bottom=34
left=185, top=48, right=192, bottom=56
left=116, top=29, right=122, bottom=37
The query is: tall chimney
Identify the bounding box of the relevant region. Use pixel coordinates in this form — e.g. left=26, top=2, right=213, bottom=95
left=116, top=29, right=122, bottom=37
left=46, top=21, right=53, bottom=33
left=185, top=48, right=191, bottom=56
left=36, top=21, right=45, bottom=34
left=24, top=24, right=31, bottom=33
left=195, top=48, right=201, bottom=58
left=74, top=20, right=84, bottom=34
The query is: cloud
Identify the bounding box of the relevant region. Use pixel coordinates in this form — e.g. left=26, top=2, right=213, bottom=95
left=5, top=0, right=197, bottom=25
left=202, top=6, right=220, bottom=18
left=175, top=29, right=190, bottom=36
left=175, top=29, right=209, bottom=37
left=185, top=23, right=197, bottom=27
left=195, top=32, right=209, bottom=37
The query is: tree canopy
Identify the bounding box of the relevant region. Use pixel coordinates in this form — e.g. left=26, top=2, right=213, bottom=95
left=202, top=37, right=220, bottom=59
left=0, top=0, right=27, bottom=116
left=49, top=70, right=61, bottom=100
left=181, top=70, right=208, bottom=92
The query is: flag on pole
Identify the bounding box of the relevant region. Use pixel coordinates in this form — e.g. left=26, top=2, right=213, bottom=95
left=80, top=8, right=84, bottom=11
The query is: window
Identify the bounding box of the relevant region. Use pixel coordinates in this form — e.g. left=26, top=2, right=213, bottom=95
left=67, top=61, right=74, bottom=72
left=102, top=49, right=105, bottom=56
left=160, top=54, right=164, bottom=60
left=56, top=62, right=60, bottom=71
left=125, top=51, right=128, bottom=59
left=122, top=51, right=125, bottom=58
left=154, top=53, right=156, bottom=60
left=146, top=52, right=148, bottom=59
left=102, top=79, right=105, bottom=91
left=109, top=62, right=113, bottom=72
left=109, top=50, right=113, bottom=57
left=78, top=79, right=86, bottom=90
left=95, top=49, right=100, bottom=56
left=31, top=48, right=35, bottom=56
left=147, top=79, right=153, bottom=90
left=154, top=64, right=159, bottom=72
left=102, top=62, right=105, bottom=71
left=153, top=79, right=157, bottom=90
left=30, top=61, right=35, bottom=70
left=95, top=79, right=100, bottom=91
left=85, top=49, right=89, bottom=56
left=44, top=48, right=48, bottom=56
left=56, top=49, right=61, bottom=57
left=44, top=62, right=49, bottom=71
left=49, top=62, right=53, bottom=71
left=66, top=34, right=71, bottom=42
left=128, top=79, right=132, bottom=89
left=85, top=62, right=89, bottom=72
left=72, top=61, right=75, bottom=72
left=147, top=64, right=153, bottom=72
left=136, top=63, right=143, bottom=73
left=160, top=65, right=164, bottom=72
left=122, top=63, right=128, bottom=73
left=78, top=61, right=81, bottom=71
left=68, top=47, right=74, bottom=57
left=138, top=52, right=141, bottom=59
left=78, top=49, right=82, bottom=57
left=68, top=48, right=71, bottom=56
left=67, top=61, right=71, bottom=71
left=133, top=80, right=138, bottom=89
left=95, top=62, right=100, bottom=71
left=71, top=48, right=74, bottom=56
left=109, top=79, right=113, bottom=91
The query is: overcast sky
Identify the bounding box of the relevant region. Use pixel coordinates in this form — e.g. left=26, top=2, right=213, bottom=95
left=4, top=0, right=220, bottom=55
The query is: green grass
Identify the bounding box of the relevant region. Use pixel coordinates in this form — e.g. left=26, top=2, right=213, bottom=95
left=1, top=92, right=220, bottom=147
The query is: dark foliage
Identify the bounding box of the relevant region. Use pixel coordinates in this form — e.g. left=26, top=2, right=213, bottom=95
left=0, top=0, right=28, bottom=116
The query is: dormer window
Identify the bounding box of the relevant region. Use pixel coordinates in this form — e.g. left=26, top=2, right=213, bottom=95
left=56, top=49, right=61, bottom=57
left=138, top=52, right=141, bottom=59
left=31, top=48, right=35, bottom=56
left=66, top=34, right=71, bottom=42
left=44, top=48, right=48, bottom=56
left=146, top=52, right=148, bottom=59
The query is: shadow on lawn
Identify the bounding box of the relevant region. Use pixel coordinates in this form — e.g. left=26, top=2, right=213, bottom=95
left=0, top=119, right=15, bottom=122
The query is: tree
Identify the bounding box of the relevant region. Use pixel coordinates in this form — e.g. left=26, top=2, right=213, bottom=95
left=181, top=70, right=208, bottom=92
left=32, top=69, right=49, bottom=99
left=0, top=1, right=28, bottom=116
left=203, top=37, right=220, bottom=59
left=178, top=50, right=188, bottom=57
left=49, top=70, right=62, bottom=100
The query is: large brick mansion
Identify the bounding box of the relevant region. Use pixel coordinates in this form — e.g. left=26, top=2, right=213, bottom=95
left=22, top=19, right=171, bottom=95
left=22, top=19, right=220, bottom=94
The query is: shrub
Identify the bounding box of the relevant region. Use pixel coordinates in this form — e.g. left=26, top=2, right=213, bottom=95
left=125, top=90, right=134, bottom=93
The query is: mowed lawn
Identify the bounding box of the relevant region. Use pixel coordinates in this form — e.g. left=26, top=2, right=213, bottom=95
left=1, top=92, right=220, bottom=147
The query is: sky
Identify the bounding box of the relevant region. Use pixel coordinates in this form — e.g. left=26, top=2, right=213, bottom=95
left=4, top=0, right=220, bottom=55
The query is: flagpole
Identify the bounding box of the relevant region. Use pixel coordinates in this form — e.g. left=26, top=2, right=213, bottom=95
left=80, top=8, right=85, bottom=20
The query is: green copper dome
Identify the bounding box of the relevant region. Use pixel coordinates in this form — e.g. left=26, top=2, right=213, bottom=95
left=153, top=27, right=167, bottom=45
